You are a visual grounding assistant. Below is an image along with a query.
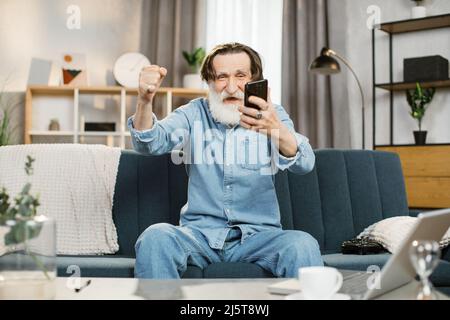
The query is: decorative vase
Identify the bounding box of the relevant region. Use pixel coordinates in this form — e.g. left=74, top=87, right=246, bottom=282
left=411, top=6, right=426, bottom=19
left=0, top=215, right=57, bottom=299
left=183, top=73, right=203, bottom=89
left=413, top=130, right=427, bottom=145
left=48, top=119, right=60, bottom=131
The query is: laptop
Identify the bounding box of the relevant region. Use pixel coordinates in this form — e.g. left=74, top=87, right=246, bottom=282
left=268, top=208, right=450, bottom=299
left=345, top=208, right=450, bottom=300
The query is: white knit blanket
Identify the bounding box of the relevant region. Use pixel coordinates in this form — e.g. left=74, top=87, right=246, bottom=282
left=0, top=144, right=121, bottom=255
left=357, top=216, right=450, bottom=254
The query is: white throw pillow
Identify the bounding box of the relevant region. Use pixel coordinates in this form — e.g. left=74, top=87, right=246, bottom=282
left=357, top=216, right=450, bottom=254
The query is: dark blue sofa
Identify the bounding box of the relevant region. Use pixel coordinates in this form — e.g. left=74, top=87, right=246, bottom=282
left=57, top=149, right=450, bottom=292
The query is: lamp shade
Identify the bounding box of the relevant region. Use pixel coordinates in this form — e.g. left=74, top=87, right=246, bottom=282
left=309, top=48, right=341, bottom=75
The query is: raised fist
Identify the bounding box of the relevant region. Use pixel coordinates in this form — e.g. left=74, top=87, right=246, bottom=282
left=138, top=65, right=167, bottom=104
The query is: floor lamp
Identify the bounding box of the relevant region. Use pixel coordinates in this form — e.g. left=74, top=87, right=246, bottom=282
left=309, top=47, right=366, bottom=149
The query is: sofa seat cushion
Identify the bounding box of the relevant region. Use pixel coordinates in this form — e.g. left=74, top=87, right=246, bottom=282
left=323, top=253, right=391, bottom=271
left=57, top=259, right=273, bottom=279
left=182, top=266, right=204, bottom=278
left=203, top=262, right=274, bottom=278
left=57, top=255, right=135, bottom=278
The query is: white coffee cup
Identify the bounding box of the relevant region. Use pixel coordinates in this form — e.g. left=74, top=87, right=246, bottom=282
left=298, top=266, right=343, bottom=300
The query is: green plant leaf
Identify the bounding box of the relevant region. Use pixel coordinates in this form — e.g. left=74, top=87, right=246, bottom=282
left=416, top=82, right=423, bottom=99
left=0, top=188, right=12, bottom=222
left=182, top=51, right=194, bottom=66
left=182, top=47, right=206, bottom=71
left=1, top=155, right=41, bottom=237
left=405, top=84, right=436, bottom=129
left=21, top=183, right=32, bottom=195
left=4, top=220, right=43, bottom=245
left=193, top=47, right=205, bottom=63
left=406, top=90, right=414, bottom=108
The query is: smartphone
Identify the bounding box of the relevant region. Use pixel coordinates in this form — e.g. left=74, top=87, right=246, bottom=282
left=244, top=79, right=268, bottom=109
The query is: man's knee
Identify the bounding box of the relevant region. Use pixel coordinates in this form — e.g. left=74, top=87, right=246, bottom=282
left=135, top=223, right=178, bottom=252
left=282, top=230, right=320, bottom=250
left=281, top=231, right=322, bottom=263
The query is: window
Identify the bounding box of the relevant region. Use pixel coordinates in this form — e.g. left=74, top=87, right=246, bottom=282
left=205, top=0, right=283, bottom=104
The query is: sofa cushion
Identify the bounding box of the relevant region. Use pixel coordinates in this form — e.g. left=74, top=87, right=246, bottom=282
left=203, top=262, right=274, bottom=278
left=182, top=266, right=204, bottom=278
left=57, top=255, right=135, bottom=278
left=274, top=170, right=294, bottom=230
left=323, top=253, right=391, bottom=271
left=57, top=257, right=204, bottom=279
left=112, top=151, right=172, bottom=257
left=285, top=150, right=409, bottom=254
left=168, top=156, right=189, bottom=224
left=357, top=216, right=450, bottom=253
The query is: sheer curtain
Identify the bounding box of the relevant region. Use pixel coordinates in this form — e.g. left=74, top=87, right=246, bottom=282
left=205, top=0, right=283, bottom=104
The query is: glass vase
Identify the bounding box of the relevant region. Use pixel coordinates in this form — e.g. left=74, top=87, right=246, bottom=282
left=0, top=215, right=56, bottom=299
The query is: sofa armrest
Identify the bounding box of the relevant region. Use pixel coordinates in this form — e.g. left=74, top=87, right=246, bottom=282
left=409, top=209, right=421, bottom=217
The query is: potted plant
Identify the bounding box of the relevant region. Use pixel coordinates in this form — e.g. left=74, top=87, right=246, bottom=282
left=0, top=156, right=57, bottom=299
left=406, top=82, right=435, bottom=145
left=410, top=0, right=427, bottom=19
left=182, top=47, right=206, bottom=89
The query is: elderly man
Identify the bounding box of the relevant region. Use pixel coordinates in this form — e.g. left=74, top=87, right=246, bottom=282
left=128, top=42, right=323, bottom=279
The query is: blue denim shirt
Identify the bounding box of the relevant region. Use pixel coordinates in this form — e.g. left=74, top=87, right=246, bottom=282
left=127, top=98, right=315, bottom=249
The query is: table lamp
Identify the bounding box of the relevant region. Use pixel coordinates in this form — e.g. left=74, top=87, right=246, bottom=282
left=309, top=47, right=366, bottom=149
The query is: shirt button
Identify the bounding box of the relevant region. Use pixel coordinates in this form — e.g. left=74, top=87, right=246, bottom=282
left=226, top=185, right=231, bottom=189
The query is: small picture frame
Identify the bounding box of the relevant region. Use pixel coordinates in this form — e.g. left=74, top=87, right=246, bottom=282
left=61, top=53, right=88, bottom=86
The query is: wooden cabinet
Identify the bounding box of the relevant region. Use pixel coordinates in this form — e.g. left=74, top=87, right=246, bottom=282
left=24, top=85, right=208, bottom=149
left=376, top=145, right=450, bottom=208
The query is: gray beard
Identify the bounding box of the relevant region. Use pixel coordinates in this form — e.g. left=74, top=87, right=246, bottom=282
left=207, top=87, right=242, bottom=126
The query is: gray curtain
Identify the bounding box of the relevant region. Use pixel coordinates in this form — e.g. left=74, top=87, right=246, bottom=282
left=140, top=0, right=201, bottom=87
left=282, top=0, right=334, bottom=149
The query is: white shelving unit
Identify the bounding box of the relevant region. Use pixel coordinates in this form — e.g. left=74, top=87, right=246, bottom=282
left=25, top=85, right=208, bottom=149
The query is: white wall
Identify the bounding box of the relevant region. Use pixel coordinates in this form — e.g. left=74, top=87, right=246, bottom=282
left=0, top=0, right=143, bottom=91
left=0, top=0, right=143, bottom=143
left=329, top=0, right=450, bottom=148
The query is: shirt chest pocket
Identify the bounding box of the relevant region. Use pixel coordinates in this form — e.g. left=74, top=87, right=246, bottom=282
left=237, top=134, right=270, bottom=170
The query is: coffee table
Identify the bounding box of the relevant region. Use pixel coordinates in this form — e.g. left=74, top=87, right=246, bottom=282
left=54, top=276, right=449, bottom=300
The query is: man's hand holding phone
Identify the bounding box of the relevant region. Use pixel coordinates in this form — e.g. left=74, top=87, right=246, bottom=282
left=239, top=79, right=299, bottom=157
left=239, top=79, right=282, bottom=136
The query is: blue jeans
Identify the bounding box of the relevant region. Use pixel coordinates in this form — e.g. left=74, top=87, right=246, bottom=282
left=134, top=223, right=323, bottom=279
